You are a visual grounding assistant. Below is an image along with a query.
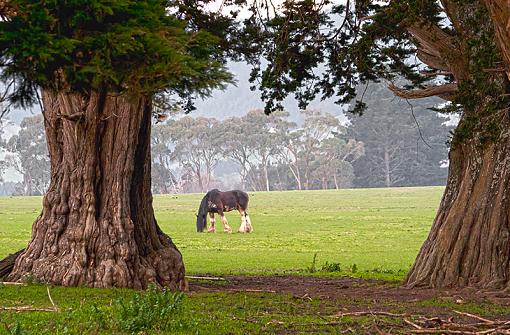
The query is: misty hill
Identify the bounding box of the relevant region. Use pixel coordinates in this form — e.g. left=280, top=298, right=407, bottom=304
left=5, top=62, right=350, bottom=125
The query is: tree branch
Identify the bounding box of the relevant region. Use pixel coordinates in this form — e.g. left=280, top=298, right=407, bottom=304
left=483, top=0, right=510, bottom=79
left=388, top=83, right=458, bottom=101
left=439, top=0, right=463, bottom=36
left=407, top=21, right=467, bottom=80
left=416, top=50, right=450, bottom=72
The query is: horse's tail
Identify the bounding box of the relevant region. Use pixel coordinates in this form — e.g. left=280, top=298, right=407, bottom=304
left=196, top=194, right=209, bottom=232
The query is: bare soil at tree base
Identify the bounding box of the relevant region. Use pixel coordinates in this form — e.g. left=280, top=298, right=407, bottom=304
left=189, top=275, right=510, bottom=334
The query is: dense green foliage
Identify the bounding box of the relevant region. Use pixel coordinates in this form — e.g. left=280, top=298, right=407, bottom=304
left=0, top=0, right=233, bottom=110
left=244, top=0, right=431, bottom=112
left=1, top=187, right=443, bottom=279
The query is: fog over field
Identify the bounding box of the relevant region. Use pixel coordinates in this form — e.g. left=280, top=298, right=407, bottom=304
left=1, top=63, right=451, bottom=193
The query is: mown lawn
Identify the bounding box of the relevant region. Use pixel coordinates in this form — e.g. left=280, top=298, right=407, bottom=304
left=0, top=187, right=443, bottom=279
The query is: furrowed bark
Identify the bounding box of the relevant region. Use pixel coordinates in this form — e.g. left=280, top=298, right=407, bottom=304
left=7, top=90, right=186, bottom=289
left=403, top=0, right=510, bottom=290
left=406, top=115, right=510, bottom=289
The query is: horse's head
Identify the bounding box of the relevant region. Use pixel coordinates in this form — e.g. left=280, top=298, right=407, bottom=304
left=196, top=212, right=207, bottom=232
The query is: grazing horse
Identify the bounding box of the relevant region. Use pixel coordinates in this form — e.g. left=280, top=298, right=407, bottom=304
left=196, top=189, right=253, bottom=233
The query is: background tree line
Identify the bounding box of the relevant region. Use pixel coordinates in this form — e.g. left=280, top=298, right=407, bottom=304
left=0, top=84, right=453, bottom=196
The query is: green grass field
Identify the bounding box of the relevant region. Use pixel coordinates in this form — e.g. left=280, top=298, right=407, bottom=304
left=3, top=187, right=510, bottom=335
left=0, top=187, right=443, bottom=279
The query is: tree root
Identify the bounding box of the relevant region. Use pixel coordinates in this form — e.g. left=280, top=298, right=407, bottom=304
left=0, top=249, right=24, bottom=281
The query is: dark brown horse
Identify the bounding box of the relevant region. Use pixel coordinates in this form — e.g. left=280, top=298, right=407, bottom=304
left=196, top=189, right=253, bottom=233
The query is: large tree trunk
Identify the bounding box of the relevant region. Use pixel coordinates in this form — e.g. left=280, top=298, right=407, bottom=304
left=406, top=117, right=510, bottom=289
left=8, top=90, right=186, bottom=289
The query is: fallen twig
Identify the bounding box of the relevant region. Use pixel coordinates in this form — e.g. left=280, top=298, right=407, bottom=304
left=46, top=286, right=59, bottom=311
left=476, top=328, right=503, bottom=335
left=0, top=306, right=58, bottom=312
left=410, top=329, right=476, bottom=334
left=297, top=293, right=313, bottom=301
left=185, top=275, right=226, bottom=281
left=404, top=318, right=422, bottom=329
left=330, top=311, right=409, bottom=318
left=0, top=282, right=26, bottom=286
left=453, top=310, right=495, bottom=324
left=227, top=288, right=277, bottom=293
left=373, top=324, right=390, bottom=335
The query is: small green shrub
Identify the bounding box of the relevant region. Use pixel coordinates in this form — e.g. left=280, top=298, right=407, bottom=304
left=321, top=261, right=342, bottom=272
left=115, top=286, right=193, bottom=334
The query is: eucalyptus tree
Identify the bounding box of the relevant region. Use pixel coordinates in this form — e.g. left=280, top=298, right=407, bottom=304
left=277, top=129, right=304, bottom=190
left=219, top=116, right=255, bottom=190
left=152, top=122, right=178, bottom=194
left=298, top=110, right=343, bottom=190
left=243, top=109, right=290, bottom=191
left=0, top=120, right=6, bottom=181
left=313, top=137, right=364, bottom=189
left=6, top=115, right=50, bottom=195
left=170, top=116, right=224, bottom=192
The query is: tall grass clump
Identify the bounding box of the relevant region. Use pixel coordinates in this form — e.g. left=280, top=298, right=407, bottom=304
left=116, top=286, right=195, bottom=334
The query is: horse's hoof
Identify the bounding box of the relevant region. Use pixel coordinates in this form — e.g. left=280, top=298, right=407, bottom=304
left=208, top=229, right=216, bottom=233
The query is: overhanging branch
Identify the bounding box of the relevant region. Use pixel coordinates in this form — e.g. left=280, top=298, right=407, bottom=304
left=388, top=83, right=458, bottom=101
left=407, top=20, right=467, bottom=80
left=416, top=50, right=450, bottom=72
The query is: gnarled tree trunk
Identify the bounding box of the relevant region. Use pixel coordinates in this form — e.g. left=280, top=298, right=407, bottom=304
left=8, top=90, right=186, bottom=289
left=406, top=116, right=510, bottom=289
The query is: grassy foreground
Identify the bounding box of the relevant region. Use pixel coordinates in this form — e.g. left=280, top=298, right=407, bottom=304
left=2, top=283, right=510, bottom=335
left=0, top=187, right=443, bottom=279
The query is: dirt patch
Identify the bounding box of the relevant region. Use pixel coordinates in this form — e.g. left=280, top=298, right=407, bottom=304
left=189, top=275, right=510, bottom=305
left=188, top=275, right=510, bottom=334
